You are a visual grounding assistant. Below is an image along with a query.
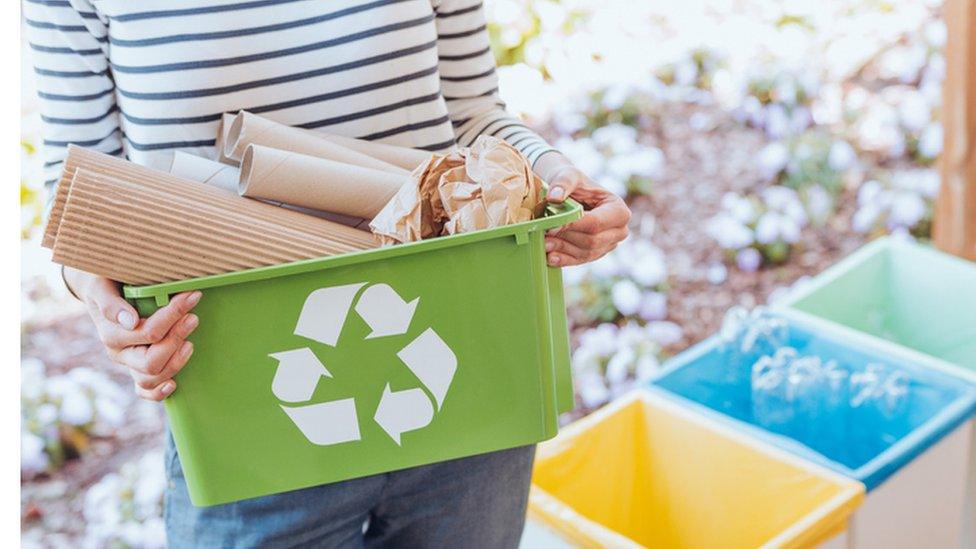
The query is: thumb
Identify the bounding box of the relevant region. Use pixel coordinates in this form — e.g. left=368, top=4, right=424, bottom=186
left=545, top=168, right=582, bottom=203
left=88, top=277, right=140, bottom=330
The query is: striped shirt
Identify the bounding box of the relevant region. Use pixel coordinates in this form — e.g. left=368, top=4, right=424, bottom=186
left=24, top=0, right=555, bottom=199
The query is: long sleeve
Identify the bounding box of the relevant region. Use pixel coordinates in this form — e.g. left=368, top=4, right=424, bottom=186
left=432, top=0, right=556, bottom=165
left=24, top=0, right=123, bottom=207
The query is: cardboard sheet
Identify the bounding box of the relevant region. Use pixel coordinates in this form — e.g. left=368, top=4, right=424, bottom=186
left=44, top=147, right=379, bottom=285
left=239, top=144, right=411, bottom=220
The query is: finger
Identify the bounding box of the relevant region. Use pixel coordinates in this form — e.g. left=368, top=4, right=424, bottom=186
left=133, top=340, right=194, bottom=390
left=136, top=291, right=202, bottom=346
left=134, top=379, right=178, bottom=402
left=557, top=227, right=629, bottom=251
left=546, top=251, right=588, bottom=268
left=87, top=278, right=140, bottom=330
left=545, top=236, right=590, bottom=263
left=546, top=170, right=583, bottom=203
left=140, top=314, right=199, bottom=377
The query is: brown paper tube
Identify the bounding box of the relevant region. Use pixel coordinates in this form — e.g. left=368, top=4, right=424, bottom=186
left=315, top=131, right=434, bottom=171
left=53, top=146, right=378, bottom=250
left=170, top=152, right=241, bottom=193
left=240, top=144, right=412, bottom=220
left=215, top=112, right=240, bottom=166
left=225, top=112, right=407, bottom=175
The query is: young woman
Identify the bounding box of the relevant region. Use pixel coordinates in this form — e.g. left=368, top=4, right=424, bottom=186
left=27, top=0, right=630, bottom=545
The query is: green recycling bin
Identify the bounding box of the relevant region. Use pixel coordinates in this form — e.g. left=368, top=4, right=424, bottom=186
left=125, top=202, right=582, bottom=506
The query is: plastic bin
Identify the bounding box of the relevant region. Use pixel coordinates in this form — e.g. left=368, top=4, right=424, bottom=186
left=124, top=202, right=581, bottom=506
left=650, top=314, right=976, bottom=548
left=780, top=236, right=976, bottom=371
left=529, top=391, right=864, bottom=549
left=777, top=236, right=976, bottom=547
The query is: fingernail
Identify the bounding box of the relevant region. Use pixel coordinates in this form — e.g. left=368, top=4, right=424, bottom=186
left=184, top=314, right=199, bottom=331
left=549, top=254, right=560, bottom=266
left=117, top=310, right=137, bottom=330
left=547, top=187, right=565, bottom=201
left=545, top=241, right=555, bottom=252
left=186, top=291, right=202, bottom=306
left=181, top=341, right=194, bottom=358
left=161, top=382, right=175, bottom=396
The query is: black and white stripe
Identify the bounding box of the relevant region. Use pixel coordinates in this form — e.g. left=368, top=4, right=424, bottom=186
left=25, top=0, right=555, bottom=197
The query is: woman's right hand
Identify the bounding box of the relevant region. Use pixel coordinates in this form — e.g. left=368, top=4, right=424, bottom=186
left=65, top=268, right=202, bottom=401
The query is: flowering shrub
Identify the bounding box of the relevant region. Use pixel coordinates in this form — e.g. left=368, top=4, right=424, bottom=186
left=564, top=238, right=668, bottom=326
left=706, top=187, right=811, bottom=271
left=572, top=321, right=682, bottom=408
left=83, top=451, right=166, bottom=549
left=852, top=169, right=939, bottom=238
left=21, top=359, right=130, bottom=478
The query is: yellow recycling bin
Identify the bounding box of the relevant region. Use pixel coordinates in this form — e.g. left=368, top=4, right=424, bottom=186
left=530, top=391, right=864, bottom=549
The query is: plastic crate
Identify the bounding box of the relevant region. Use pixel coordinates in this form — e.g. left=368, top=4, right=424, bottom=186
left=529, top=391, right=864, bottom=549
left=125, top=201, right=581, bottom=506
left=650, top=314, right=976, bottom=547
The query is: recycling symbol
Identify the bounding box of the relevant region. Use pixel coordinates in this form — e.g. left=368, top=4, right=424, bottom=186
left=269, top=283, right=457, bottom=446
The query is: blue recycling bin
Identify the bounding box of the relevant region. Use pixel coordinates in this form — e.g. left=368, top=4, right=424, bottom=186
left=648, top=314, right=976, bottom=547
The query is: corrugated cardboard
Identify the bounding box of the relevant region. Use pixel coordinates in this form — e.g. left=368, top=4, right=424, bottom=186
left=170, top=151, right=240, bottom=193
left=52, top=168, right=375, bottom=285
left=240, top=144, right=411, bottom=220
left=225, top=111, right=407, bottom=175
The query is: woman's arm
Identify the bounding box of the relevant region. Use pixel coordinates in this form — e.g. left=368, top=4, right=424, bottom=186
left=26, top=1, right=199, bottom=400
left=432, top=0, right=630, bottom=266
left=24, top=0, right=123, bottom=206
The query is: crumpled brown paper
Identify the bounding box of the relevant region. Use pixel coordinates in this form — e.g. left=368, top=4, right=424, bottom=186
left=370, top=136, right=545, bottom=245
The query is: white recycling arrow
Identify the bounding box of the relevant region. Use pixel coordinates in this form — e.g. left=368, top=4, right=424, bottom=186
left=280, top=399, right=361, bottom=446
left=373, top=384, right=434, bottom=445
left=295, top=282, right=366, bottom=346
left=397, top=328, right=457, bottom=410
left=354, top=284, right=418, bottom=339
left=268, top=348, right=331, bottom=403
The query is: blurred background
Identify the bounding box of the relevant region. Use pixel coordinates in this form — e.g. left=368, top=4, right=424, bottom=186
left=21, top=0, right=947, bottom=546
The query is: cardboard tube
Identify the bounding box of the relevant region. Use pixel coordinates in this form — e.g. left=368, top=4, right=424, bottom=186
left=225, top=112, right=408, bottom=175
left=215, top=112, right=240, bottom=166
left=240, top=144, right=411, bottom=220
left=170, top=151, right=241, bottom=193
left=315, top=131, right=434, bottom=171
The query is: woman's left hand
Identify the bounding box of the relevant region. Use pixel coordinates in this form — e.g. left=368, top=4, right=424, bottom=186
left=535, top=153, right=632, bottom=267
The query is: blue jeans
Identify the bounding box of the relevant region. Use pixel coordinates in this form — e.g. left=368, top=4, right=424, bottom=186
left=164, top=433, right=535, bottom=548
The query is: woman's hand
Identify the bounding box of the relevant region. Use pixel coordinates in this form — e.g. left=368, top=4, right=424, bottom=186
left=65, top=268, right=202, bottom=401
left=534, top=152, right=632, bottom=267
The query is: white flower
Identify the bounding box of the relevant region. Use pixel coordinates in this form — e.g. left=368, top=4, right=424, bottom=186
left=827, top=141, right=857, bottom=172
left=765, top=104, right=792, bottom=139
left=804, top=185, right=833, bottom=224
left=578, top=371, right=610, bottom=408
left=706, top=214, right=754, bottom=250
left=60, top=392, right=94, bottom=426
left=888, top=191, right=927, bottom=229
left=635, top=354, right=661, bottom=382
left=857, top=180, right=883, bottom=206
left=720, top=192, right=757, bottom=224
left=21, top=431, right=49, bottom=475
left=852, top=202, right=881, bottom=233
left=638, top=291, right=668, bottom=322
left=757, top=142, right=789, bottom=180
left=598, top=175, right=627, bottom=197
left=556, top=138, right=604, bottom=176
left=591, top=124, right=638, bottom=154
left=611, top=279, right=643, bottom=316
left=605, top=348, right=634, bottom=386
left=627, top=248, right=667, bottom=287
left=754, top=212, right=784, bottom=244
left=897, top=90, right=932, bottom=132
left=645, top=321, right=683, bottom=347
left=736, top=247, right=762, bottom=272
left=706, top=262, right=728, bottom=285
left=917, top=123, right=942, bottom=159
left=606, top=148, right=665, bottom=180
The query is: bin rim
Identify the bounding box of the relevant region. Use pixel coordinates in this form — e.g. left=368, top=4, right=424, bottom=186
left=533, top=389, right=865, bottom=549
left=647, top=313, right=976, bottom=490
left=123, top=199, right=582, bottom=301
